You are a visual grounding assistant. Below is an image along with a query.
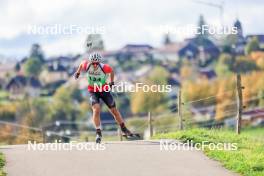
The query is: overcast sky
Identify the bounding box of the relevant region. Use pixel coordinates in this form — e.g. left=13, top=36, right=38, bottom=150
left=0, top=0, right=263, bottom=59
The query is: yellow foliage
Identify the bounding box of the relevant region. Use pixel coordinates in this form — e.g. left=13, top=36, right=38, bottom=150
left=256, top=57, right=264, bottom=70
left=0, top=125, right=15, bottom=144
left=180, top=65, right=193, bottom=79
left=250, top=51, right=264, bottom=61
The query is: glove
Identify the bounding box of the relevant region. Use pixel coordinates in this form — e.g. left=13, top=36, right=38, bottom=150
left=74, top=72, right=80, bottom=80
left=109, top=81, right=114, bottom=88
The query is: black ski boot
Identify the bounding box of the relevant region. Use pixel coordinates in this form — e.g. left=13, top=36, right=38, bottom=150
left=95, top=129, right=102, bottom=144
left=121, top=126, right=140, bottom=139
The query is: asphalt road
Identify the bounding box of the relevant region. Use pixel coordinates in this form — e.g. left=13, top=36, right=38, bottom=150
left=1, top=140, right=237, bottom=176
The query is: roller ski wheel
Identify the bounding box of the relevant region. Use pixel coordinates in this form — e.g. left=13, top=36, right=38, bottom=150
left=122, top=133, right=141, bottom=140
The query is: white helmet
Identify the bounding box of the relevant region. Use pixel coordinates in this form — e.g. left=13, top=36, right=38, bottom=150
left=89, top=52, right=102, bottom=63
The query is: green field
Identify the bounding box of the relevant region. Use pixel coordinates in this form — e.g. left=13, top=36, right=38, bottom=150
left=0, top=153, right=6, bottom=176
left=154, top=127, right=264, bottom=176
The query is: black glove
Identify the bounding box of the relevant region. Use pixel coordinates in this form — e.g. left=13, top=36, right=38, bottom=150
left=74, top=72, right=80, bottom=80
left=109, top=81, right=114, bottom=88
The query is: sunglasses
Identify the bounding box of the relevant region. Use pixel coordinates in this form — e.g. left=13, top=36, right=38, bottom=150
left=92, top=62, right=99, bottom=66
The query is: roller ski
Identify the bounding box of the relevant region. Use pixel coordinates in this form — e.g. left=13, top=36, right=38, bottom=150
left=121, top=126, right=140, bottom=140
left=95, top=129, right=102, bottom=144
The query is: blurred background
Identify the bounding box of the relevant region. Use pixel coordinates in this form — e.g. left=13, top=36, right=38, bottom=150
left=0, top=0, right=264, bottom=144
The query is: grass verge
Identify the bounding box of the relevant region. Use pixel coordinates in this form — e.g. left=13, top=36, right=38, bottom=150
left=154, top=128, right=264, bottom=176
left=0, top=153, right=6, bottom=176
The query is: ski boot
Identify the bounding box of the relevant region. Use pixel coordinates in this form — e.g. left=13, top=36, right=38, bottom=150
left=95, top=129, right=102, bottom=144
left=121, top=126, right=140, bottom=140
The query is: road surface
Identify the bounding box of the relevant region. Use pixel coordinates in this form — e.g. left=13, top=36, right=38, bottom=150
left=1, top=140, right=237, bottom=176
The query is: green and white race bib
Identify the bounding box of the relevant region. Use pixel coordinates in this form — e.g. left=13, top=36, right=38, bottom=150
left=86, top=63, right=107, bottom=86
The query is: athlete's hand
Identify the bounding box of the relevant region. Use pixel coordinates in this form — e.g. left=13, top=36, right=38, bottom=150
left=74, top=72, right=80, bottom=80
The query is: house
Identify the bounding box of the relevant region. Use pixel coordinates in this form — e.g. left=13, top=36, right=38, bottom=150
left=224, top=108, right=264, bottom=127
left=40, top=63, right=69, bottom=84
left=45, top=56, right=79, bottom=68
left=178, top=42, right=199, bottom=60
left=154, top=36, right=219, bottom=65
left=116, top=44, right=154, bottom=62
left=154, top=43, right=183, bottom=62
left=0, top=63, right=16, bottom=79
left=6, top=75, right=42, bottom=99
left=246, top=35, right=264, bottom=46
left=183, top=37, right=220, bottom=62
left=190, top=105, right=215, bottom=121
left=199, top=68, right=217, bottom=79
left=121, top=44, right=153, bottom=53
left=45, top=55, right=80, bottom=75
left=242, top=108, right=264, bottom=126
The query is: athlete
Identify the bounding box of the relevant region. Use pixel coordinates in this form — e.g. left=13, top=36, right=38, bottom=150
left=74, top=52, right=138, bottom=143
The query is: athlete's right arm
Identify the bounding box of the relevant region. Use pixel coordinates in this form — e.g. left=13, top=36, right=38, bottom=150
left=74, top=61, right=87, bottom=79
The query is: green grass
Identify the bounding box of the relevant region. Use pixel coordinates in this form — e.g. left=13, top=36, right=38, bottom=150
left=0, top=153, right=6, bottom=176
left=154, top=128, right=264, bottom=176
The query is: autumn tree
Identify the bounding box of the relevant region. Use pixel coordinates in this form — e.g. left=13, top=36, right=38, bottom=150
left=130, top=66, right=169, bottom=114
left=245, top=37, right=260, bottom=55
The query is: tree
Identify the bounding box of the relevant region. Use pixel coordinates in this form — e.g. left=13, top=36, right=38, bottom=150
left=215, top=54, right=234, bottom=76
left=245, top=37, right=260, bottom=55
left=15, top=62, right=21, bottom=72
left=258, top=90, right=264, bottom=107
left=163, top=33, right=172, bottom=45
left=223, top=34, right=238, bottom=47
left=233, top=56, right=258, bottom=73
left=30, top=43, right=45, bottom=62
left=48, top=86, right=82, bottom=122
left=215, top=77, right=236, bottom=121
left=197, top=14, right=209, bottom=39
left=14, top=98, right=47, bottom=144
left=130, top=66, right=169, bottom=114
left=256, top=58, right=264, bottom=70
left=24, top=57, right=42, bottom=77
left=130, top=86, right=168, bottom=114
left=148, top=66, right=169, bottom=85
left=222, top=45, right=232, bottom=54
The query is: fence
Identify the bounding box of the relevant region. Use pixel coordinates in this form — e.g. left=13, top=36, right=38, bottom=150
left=129, top=74, right=246, bottom=139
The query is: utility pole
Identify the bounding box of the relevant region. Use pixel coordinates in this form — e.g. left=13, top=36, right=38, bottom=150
left=178, top=89, right=183, bottom=130
left=148, top=112, right=153, bottom=138
left=118, top=128, right=123, bottom=141
left=236, top=74, right=243, bottom=134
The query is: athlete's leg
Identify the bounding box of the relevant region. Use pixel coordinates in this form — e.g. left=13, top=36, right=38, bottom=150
left=109, top=107, right=125, bottom=125
left=88, top=92, right=102, bottom=143
left=88, top=92, right=101, bottom=128
left=92, top=104, right=102, bottom=143
left=92, top=104, right=101, bottom=128
left=101, top=92, right=133, bottom=136
left=100, top=92, right=124, bottom=125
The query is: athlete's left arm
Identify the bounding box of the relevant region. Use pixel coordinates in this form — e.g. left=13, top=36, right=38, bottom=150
left=103, top=64, right=114, bottom=83
left=110, top=70, right=114, bottom=83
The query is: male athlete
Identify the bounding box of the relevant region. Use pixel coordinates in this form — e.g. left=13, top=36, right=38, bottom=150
left=74, top=52, right=138, bottom=143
